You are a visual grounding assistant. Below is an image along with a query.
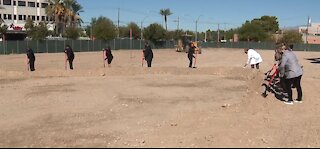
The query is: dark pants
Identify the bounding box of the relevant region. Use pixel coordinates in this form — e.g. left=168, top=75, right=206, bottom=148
left=68, top=58, right=74, bottom=70
left=188, top=56, right=193, bottom=68
left=29, top=59, right=35, bottom=71
left=146, top=59, right=152, bottom=67
left=107, top=56, right=113, bottom=64
left=251, top=63, right=260, bottom=69
left=284, top=75, right=303, bottom=101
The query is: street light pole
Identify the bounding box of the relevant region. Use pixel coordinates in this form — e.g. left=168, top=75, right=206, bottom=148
left=195, top=15, right=202, bottom=42
left=140, top=16, right=148, bottom=49
left=306, top=16, right=310, bottom=51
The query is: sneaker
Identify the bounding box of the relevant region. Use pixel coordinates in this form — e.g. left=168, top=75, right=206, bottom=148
left=284, top=101, right=294, bottom=105
left=294, top=100, right=303, bottom=104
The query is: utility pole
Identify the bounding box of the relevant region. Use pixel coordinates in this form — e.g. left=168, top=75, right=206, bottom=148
left=195, top=15, right=202, bottom=42
left=173, top=17, right=180, bottom=30
left=117, top=8, right=120, bottom=38
left=204, top=31, right=207, bottom=42
left=140, top=16, right=148, bottom=49
left=306, top=16, right=310, bottom=51
left=217, top=23, right=220, bottom=42
left=224, top=23, right=227, bottom=41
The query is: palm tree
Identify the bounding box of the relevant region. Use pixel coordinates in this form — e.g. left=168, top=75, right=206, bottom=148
left=63, top=0, right=83, bottom=27
left=0, top=22, right=8, bottom=41
left=46, top=0, right=65, bottom=36
left=160, top=8, right=172, bottom=31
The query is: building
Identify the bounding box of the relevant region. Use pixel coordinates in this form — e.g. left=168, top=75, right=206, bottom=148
left=299, top=23, right=320, bottom=44
left=0, top=0, right=50, bottom=40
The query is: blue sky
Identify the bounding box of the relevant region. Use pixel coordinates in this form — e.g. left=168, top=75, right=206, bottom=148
left=77, top=0, right=319, bottom=32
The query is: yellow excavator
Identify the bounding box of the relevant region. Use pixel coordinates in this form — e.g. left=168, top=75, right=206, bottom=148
left=175, top=34, right=201, bottom=54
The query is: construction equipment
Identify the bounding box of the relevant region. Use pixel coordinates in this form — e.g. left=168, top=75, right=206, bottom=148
left=175, top=34, right=201, bottom=54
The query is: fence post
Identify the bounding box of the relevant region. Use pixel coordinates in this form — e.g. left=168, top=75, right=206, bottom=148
left=37, top=40, right=39, bottom=53
left=55, top=40, right=57, bottom=53
left=93, top=40, right=94, bottom=51
left=72, top=40, right=74, bottom=52
left=80, top=39, right=82, bottom=52
left=17, top=40, right=19, bottom=54
left=88, top=40, right=89, bottom=52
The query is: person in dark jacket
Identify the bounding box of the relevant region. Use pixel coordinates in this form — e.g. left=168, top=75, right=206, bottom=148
left=26, top=48, right=35, bottom=71
left=103, top=46, right=114, bottom=67
left=64, top=45, right=75, bottom=70
left=188, top=42, right=196, bottom=68
left=143, top=42, right=153, bottom=67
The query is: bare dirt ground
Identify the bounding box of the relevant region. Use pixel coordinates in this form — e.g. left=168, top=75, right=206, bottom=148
left=0, top=48, right=319, bottom=147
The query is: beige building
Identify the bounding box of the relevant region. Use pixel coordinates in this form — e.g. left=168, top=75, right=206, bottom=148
left=0, top=0, right=50, bottom=31
left=299, top=23, right=320, bottom=44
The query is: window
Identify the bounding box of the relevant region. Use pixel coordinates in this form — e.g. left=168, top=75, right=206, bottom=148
left=13, top=0, right=16, bottom=6
left=28, top=2, right=35, bottom=7
left=18, top=1, right=26, bottom=6
left=4, top=14, right=7, bottom=20
left=18, top=15, right=23, bottom=20
left=8, top=14, right=12, bottom=20
left=31, top=15, right=35, bottom=21
left=37, top=16, right=39, bottom=21
left=23, top=15, right=26, bottom=20
left=36, top=2, right=39, bottom=7
left=41, top=16, right=45, bottom=21
left=13, top=15, right=16, bottom=20
left=41, top=3, right=48, bottom=8
left=3, top=0, right=12, bottom=5
left=0, top=14, right=2, bottom=19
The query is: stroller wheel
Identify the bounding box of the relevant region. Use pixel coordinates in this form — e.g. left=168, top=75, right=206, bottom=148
left=261, top=92, right=268, bottom=98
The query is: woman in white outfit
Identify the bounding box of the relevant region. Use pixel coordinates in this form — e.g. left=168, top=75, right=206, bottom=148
left=243, top=48, right=263, bottom=69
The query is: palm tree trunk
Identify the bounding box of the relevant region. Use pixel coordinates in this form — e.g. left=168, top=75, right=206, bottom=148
left=165, top=15, right=167, bottom=30
left=55, top=14, right=59, bottom=35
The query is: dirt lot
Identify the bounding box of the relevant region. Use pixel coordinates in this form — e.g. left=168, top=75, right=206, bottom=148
left=0, top=48, right=319, bottom=147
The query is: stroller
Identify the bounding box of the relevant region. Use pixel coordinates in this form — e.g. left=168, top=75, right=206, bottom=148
left=261, top=63, right=285, bottom=98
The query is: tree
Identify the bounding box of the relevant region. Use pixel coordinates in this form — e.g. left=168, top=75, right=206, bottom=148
left=252, top=16, right=279, bottom=33
left=46, top=0, right=83, bottom=36
left=166, top=29, right=184, bottom=41
left=160, top=8, right=172, bottom=31
left=119, top=26, right=128, bottom=38
left=280, top=30, right=303, bottom=44
left=143, top=23, right=166, bottom=45
left=0, top=22, right=8, bottom=40
left=46, top=0, right=65, bottom=36
left=25, top=18, right=35, bottom=37
left=31, top=22, right=50, bottom=40
left=63, top=0, right=83, bottom=27
left=238, top=21, right=268, bottom=41
left=127, top=22, right=140, bottom=39
left=64, top=26, right=80, bottom=39
left=91, top=16, right=116, bottom=40
left=25, top=18, right=49, bottom=40
left=119, top=22, right=141, bottom=39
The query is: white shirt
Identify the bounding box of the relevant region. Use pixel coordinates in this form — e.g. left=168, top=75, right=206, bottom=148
left=247, top=49, right=263, bottom=65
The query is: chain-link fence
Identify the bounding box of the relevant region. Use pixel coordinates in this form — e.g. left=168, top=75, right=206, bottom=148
left=0, top=39, right=319, bottom=55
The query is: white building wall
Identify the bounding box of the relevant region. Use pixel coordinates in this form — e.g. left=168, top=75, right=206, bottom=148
left=0, top=0, right=50, bottom=31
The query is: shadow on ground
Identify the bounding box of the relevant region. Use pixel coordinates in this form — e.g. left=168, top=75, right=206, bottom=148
left=305, top=58, right=320, bottom=64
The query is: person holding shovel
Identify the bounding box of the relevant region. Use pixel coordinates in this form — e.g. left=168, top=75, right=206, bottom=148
left=26, top=48, right=35, bottom=71
left=64, top=45, right=75, bottom=70
left=103, top=46, right=113, bottom=67
left=187, top=42, right=196, bottom=68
